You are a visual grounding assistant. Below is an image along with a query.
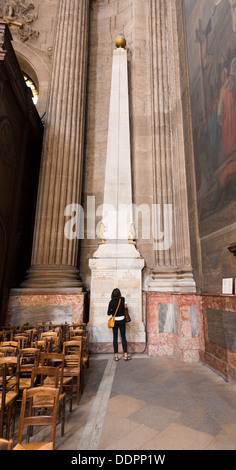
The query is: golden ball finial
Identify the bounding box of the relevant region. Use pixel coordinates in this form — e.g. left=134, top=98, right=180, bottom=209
left=115, top=35, right=126, bottom=49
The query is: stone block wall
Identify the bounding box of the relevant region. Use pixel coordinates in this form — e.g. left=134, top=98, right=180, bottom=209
left=201, top=295, right=236, bottom=383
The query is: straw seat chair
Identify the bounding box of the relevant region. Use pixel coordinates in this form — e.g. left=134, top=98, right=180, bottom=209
left=13, top=387, right=59, bottom=450
left=41, top=353, right=73, bottom=412
left=17, top=348, right=40, bottom=393
left=30, top=366, right=66, bottom=436
left=0, top=357, right=20, bottom=439
left=62, top=341, right=83, bottom=404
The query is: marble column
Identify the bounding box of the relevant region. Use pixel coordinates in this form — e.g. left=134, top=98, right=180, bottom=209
left=6, top=0, right=90, bottom=326
left=23, top=0, right=90, bottom=288
left=147, top=0, right=196, bottom=293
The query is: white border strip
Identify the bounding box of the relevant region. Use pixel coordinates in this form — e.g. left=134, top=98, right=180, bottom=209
left=77, top=358, right=117, bottom=450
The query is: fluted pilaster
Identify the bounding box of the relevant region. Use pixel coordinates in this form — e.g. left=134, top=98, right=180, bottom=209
left=24, top=0, right=90, bottom=288
left=148, top=0, right=196, bottom=292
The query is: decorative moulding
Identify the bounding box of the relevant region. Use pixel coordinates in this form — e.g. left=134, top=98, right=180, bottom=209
left=0, top=1, right=39, bottom=42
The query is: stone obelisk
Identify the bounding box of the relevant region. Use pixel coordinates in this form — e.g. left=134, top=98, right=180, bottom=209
left=89, top=37, right=145, bottom=353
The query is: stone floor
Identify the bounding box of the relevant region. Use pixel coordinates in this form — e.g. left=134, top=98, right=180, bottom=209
left=51, top=354, right=236, bottom=451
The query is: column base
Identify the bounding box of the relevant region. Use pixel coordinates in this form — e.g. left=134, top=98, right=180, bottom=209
left=6, top=287, right=85, bottom=326
left=147, top=268, right=196, bottom=293
left=22, top=265, right=84, bottom=289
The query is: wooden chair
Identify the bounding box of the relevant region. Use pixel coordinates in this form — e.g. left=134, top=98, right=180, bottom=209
left=62, top=341, right=83, bottom=404
left=13, top=387, right=60, bottom=450
left=21, top=328, right=39, bottom=343
left=18, top=348, right=40, bottom=394
left=0, top=330, right=13, bottom=341
left=0, top=437, right=13, bottom=450
left=22, top=326, right=42, bottom=342
left=81, top=335, right=89, bottom=369
left=41, top=353, right=73, bottom=412
left=13, top=334, right=30, bottom=348
left=31, top=338, right=52, bottom=358
left=69, top=328, right=84, bottom=339
left=40, top=331, right=60, bottom=352
left=30, top=366, right=66, bottom=437
left=66, top=335, right=89, bottom=370
left=0, top=357, right=20, bottom=439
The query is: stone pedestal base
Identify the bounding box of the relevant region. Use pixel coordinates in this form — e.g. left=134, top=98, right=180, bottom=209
left=88, top=257, right=145, bottom=352
left=6, top=288, right=85, bottom=326
left=147, top=269, right=196, bottom=293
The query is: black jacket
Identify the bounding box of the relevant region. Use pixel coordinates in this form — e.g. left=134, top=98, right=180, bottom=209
left=107, top=297, right=125, bottom=318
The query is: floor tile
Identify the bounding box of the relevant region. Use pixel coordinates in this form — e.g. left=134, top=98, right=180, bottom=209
left=129, top=403, right=181, bottom=432
left=204, top=430, right=236, bottom=450
left=103, top=423, right=159, bottom=450
left=139, top=422, right=214, bottom=450
left=221, top=423, right=236, bottom=444
left=107, top=394, right=147, bottom=418
left=98, top=412, right=140, bottom=450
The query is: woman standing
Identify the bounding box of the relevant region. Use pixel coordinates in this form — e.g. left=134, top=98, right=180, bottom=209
left=107, top=288, right=131, bottom=361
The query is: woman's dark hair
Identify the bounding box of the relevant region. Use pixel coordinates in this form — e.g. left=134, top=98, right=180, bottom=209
left=111, top=288, right=121, bottom=300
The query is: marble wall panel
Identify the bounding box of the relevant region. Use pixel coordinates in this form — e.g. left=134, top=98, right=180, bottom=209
left=147, top=293, right=202, bottom=362
left=190, top=305, right=199, bottom=338
left=207, top=308, right=236, bottom=353
left=12, top=305, right=73, bottom=326
left=6, top=291, right=85, bottom=326
left=158, top=304, right=178, bottom=334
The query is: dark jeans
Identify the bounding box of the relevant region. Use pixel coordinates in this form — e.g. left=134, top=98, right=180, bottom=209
left=113, top=319, right=127, bottom=354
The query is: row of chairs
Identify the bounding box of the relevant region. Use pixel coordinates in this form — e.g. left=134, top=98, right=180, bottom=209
left=0, top=322, right=89, bottom=450
left=0, top=322, right=86, bottom=350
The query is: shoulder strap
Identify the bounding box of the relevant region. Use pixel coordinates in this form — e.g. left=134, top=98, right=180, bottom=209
left=114, top=298, right=121, bottom=318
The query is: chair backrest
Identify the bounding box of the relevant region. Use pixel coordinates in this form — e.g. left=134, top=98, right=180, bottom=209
left=72, top=323, right=86, bottom=329
left=31, top=338, right=52, bottom=354
left=40, top=331, right=58, bottom=339
left=41, top=353, right=64, bottom=392
left=0, top=438, right=14, bottom=450
left=40, top=331, right=60, bottom=351
left=14, top=334, right=29, bottom=348
left=16, top=387, right=60, bottom=448
left=0, top=357, right=20, bottom=395
left=0, top=346, right=18, bottom=356
left=0, top=341, right=20, bottom=348
left=19, top=348, right=40, bottom=374
left=63, top=340, right=82, bottom=357
left=31, top=365, right=60, bottom=389
left=0, top=330, right=13, bottom=341
left=41, top=352, right=64, bottom=367
left=63, top=342, right=82, bottom=371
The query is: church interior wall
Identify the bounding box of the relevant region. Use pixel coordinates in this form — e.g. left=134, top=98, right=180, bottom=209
left=182, top=0, right=236, bottom=381
left=1, top=0, right=236, bottom=383
left=184, top=0, right=236, bottom=295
